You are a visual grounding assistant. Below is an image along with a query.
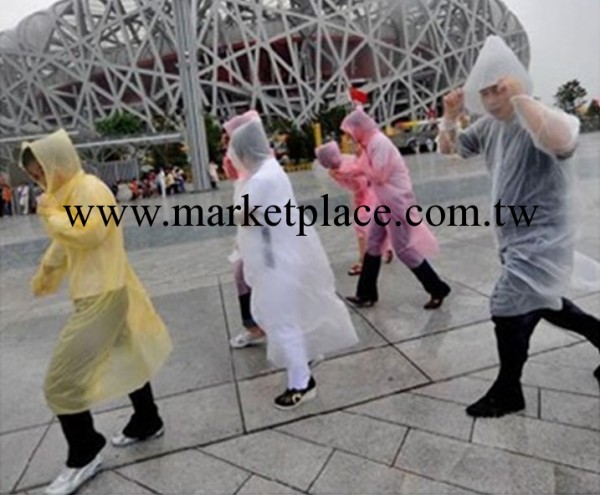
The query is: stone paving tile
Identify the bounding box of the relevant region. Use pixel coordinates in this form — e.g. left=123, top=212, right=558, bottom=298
left=396, top=429, right=600, bottom=494
left=472, top=415, right=600, bottom=473
left=202, top=430, right=332, bottom=492
left=530, top=342, right=600, bottom=371
left=333, top=260, right=491, bottom=343
left=348, top=392, right=473, bottom=441
left=310, top=450, right=477, bottom=494
left=277, top=411, right=408, bottom=465
left=397, top=320, right=579, bottom=381
left=0, top=426, right=47, bottom=494
left=222, top=281, right=386, bottom=381
left=475, top=361, right=600, bottom=397
left=23, top=471, right=156, bottom=495
left=540, top=389, right=600, bottom=431
left=237, top=347, right=428, bottom=431
left=16, top=384, right=243, bottom=491
left=117, top=449, right=249, bottom=494
left=237, top=475, right=304, bottom=495
left=413, top=376, right=540, bottom=418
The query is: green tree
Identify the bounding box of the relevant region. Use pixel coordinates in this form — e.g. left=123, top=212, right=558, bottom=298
left=148, top=114, right=188, bottom=171
left=204, top=114, right=223, bottom=163
left=96, top=111, right=145, bottom=136
left=317, top=105, right=348, bottom=138
left=555, top=80, right=588, bottom=114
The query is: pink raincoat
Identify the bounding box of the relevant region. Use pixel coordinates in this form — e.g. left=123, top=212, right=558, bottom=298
left=341, top=108, right=438, bottom=267
left=315, top=141, right=375, bottom=237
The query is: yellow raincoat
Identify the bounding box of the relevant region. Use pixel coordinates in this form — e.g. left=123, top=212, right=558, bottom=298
left=22, top=130, right=172, bottom=415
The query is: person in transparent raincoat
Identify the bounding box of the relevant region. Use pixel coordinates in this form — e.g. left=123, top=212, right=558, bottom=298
left=228, top=118, right=359, bottom=410
left=340, top=108, right=451, bottom=309
left=20, top=130, right=172, bottom=495
left=221, top=110, right=268, bottom=349
left=438, top=35, right=600, bottom=418
left=315, top=141, right=393, bottom=276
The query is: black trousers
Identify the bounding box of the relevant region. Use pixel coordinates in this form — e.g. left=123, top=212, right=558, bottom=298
left=491, top=298, right=600, bottom=393
left=57, top=382, right=160, bottom=468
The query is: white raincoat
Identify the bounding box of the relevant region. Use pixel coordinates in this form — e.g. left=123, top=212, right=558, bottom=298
left=229, top=119, right=359, bottom=366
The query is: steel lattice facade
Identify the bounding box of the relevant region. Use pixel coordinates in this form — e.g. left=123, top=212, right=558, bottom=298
left=0, top=0, right=528, bottom=145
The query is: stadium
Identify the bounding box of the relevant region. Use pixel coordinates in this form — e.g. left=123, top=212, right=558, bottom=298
left=0, top=0, right=529, bottom=172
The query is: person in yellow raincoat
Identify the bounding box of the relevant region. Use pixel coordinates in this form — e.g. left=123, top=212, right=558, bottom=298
left=20, top=130, right=172, bottom=495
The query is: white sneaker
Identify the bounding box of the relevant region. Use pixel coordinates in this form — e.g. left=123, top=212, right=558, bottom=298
left=229, top=330, right=266, bottom=349
left=44, top=455, right=102, bottom=495
left=111, top=426, right=165, bottom=448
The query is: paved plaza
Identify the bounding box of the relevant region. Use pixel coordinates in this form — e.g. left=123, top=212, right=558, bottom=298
left=1, top=134, right=599, bottom=494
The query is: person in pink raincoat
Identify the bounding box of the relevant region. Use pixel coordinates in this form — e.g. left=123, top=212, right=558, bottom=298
left=221, top=111, right=268, bottom=349
left=315, top=141, right=393, bottom=276
left=340, top=107, right=451, bottom=309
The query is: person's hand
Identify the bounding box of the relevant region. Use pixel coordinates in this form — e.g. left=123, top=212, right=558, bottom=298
left=328, top=168, right=342, bottom=179
left=497, top=76, right=525, bottom=100
left=36, top=193, right=58, bottom=215
left=31, top=265, right=62, bottom=296
left=442, top=88, right=465, bottom=121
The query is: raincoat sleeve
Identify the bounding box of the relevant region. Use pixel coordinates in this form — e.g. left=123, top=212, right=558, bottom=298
left=31, top=240, right=68, bottom=296
left=511, top=95, right=580, bottom=159
left=40, top=178, right=116, bottom=250
left=366, top=138, right=395, bottom=185
left=41, top=240, right=67, bottom=268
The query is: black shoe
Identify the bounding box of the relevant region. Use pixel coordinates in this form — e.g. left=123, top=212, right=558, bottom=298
left=346, top=295, right=377, bottom=308
left=424, top=282, right=451, bottom=310
left=594, top=365, right=600, bottom=382
left=274, top=377, right=317, bottom=410
left=113, top=414, right=164, bottom=447
left=466, top=389, right=525, bottom=418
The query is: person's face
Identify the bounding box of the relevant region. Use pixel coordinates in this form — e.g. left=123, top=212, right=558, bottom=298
left=24, top=160, right=47, bottom=189
left=221, top=132, right=230, bottom=148
left=479, top=84, right=514, bottom=121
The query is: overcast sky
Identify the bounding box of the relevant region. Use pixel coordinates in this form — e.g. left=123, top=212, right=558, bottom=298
left=1, top=0, right=598, bottom=105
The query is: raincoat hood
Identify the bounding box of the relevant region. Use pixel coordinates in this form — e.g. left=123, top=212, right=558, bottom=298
left=341, top=108, right=379, bottom=147
left=463, top=35, right=533, bottom=116
left=315, top=141, right=343, bottom=169
left=223, top=110, right=260, bottom=137
left=229, top=119, right=272, bottom=176
left=20, top=129, right=83, bottom=195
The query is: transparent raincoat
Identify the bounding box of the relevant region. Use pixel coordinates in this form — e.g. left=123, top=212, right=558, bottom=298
left=459, top=36, right=581, bottom=316
left=229, top=120, right=358, bottom=366
left=21, top=130, right=172, bottom=414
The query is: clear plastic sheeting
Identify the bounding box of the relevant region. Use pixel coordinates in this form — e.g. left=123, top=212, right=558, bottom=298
left=511, top=95, right=580, bottom=158
left=457, top=36, right=582, bottom=317
left=572, top=251, right=600, bottom=293
left=231, top=120, right=359, bottom=367
left=463, top=35, right=533, bottom=116
left=21, top=129, right=171, bottom=414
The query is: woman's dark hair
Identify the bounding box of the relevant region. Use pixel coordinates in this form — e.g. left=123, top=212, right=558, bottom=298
left=21, top=147, right=38, bottom=168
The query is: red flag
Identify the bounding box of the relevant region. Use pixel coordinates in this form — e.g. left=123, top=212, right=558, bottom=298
left=349, top=86, right=368, bottom=104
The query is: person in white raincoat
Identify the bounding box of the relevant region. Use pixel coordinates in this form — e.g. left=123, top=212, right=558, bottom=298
left=228, top=117, right=359, bottom=410
left=438, top=35, right=600, bottom=418
left=20, top=130, right=172, bottom=495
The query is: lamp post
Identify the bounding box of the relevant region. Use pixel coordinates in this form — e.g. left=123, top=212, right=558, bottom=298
left=172, top=0, right=211, bottom=191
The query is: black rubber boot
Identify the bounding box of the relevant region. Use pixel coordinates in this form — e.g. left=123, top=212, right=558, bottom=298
left=58, top=411, right=106, bottom=468
left=411, top=260, right=451, bottom=309
left=346, top=253, right=381, bottom=307
left=466, top=313, right=540, bottom=418
left=122, top=383, right=163, bottom=440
